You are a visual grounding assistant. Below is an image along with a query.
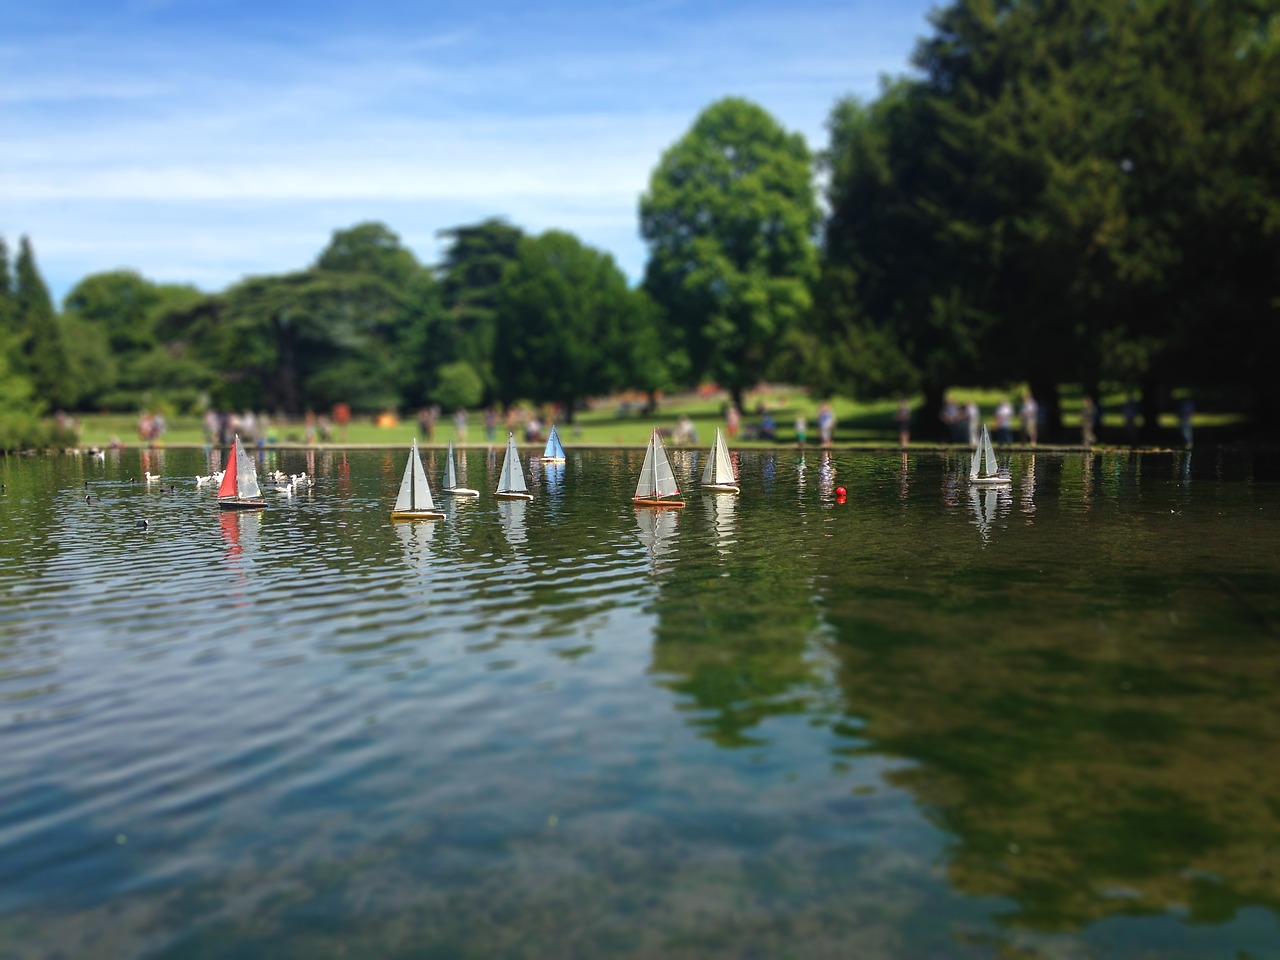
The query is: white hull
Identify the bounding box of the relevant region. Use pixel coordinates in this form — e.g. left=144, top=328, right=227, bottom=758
left=443, top=486, right=480, bottom=497
left=495, top=490, right=533, bottom=501
left=701, top=483, right=740, bottom=493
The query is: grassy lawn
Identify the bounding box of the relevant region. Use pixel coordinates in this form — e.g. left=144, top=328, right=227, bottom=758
left=66, top=385, right=1235, bottom=450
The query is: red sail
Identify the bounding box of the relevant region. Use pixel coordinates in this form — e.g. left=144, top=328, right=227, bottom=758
left=217, top=441, right=239, bottom=499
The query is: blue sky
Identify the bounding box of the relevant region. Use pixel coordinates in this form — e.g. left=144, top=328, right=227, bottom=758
left=3, top=0, right=938, bottom=304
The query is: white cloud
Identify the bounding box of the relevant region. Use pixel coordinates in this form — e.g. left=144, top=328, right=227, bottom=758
left=2, top=1, right=935, bottom=303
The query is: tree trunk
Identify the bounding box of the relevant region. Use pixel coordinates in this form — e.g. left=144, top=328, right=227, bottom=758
left=921, top=382, right=946, bottom=442
left=1139, top=377, right=1166, bottom=445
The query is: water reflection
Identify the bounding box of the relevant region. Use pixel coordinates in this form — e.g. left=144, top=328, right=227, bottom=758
left=817, top=450, right=836, bottom=499
left=1020, top=453, right=1037, bottom=522
left=635, top=507, right=679, bottom=569
left=497, top=498, right=528, bottom=548
left=4, top=449, right=1280, bottom=959
left=701, top=491, right=737, bottom=558
left=394, top=517, right=437, bottom=566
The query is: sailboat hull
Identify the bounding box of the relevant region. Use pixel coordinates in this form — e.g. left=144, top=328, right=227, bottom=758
left=970, top=476, right=1011, bottom=487
left=495, top=491, right=533, bottom=501
left=219, top=498, right=266, bottom=511
left=700, top=483, right=740, bottom=493
left=539, top=456, right=565, bottom=464
left=391, top=509, right=445, bottom=521
left=633, top=497, right=684, bottom=508
left=443, top=487, right=480, bottom=497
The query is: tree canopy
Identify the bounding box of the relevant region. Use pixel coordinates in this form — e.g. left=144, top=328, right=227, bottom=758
left=495, top=230, right=655, bottom=420
left=640, top=97, right=820, bottom=409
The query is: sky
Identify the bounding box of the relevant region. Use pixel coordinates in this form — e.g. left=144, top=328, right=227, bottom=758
left=2, top=0, right=939, bottom=305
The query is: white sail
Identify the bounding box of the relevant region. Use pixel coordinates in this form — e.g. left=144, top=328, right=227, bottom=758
left=969, top=440, right=983, bottom=480
left=235, top=436, right=262, bottom=499
left=983, top=425, right=999, bottom=478
left=444, top=442, right=459, bottom=489
left=497, top=433, right=528, bottom=494
left=395, top=440, right=436, bottom=512
left=701, top=428, right=736, bottom=486
left=543, top=425, right=565, bottom=460
left=634, top=434, right=657, bottom=499
left=635, top=430, right=679, bottom=499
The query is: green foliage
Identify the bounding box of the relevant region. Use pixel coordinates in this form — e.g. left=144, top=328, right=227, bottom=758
left=640, top=97, right=819, bottom=405
left=315, top=222, right=420, bottom=289
left=433, top=361, right=484, bottom=411
left=0, top=237, right=12, bottom=337
left=495, top=230, right=647, bottom=419
left=817, top=0, right=1280, bottom=436
left=437, top=218, right=525, bottom=401
left=13, top=236, right=68, bottom=412
left=313, top=221, right=443, bottom=409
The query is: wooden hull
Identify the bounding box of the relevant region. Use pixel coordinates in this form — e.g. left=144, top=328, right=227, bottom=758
left=219, top=498, right=266, bottom=511
left=495, top=491, right=533, bottom=500
left=391, top=509, right=445, bottom=521
left=633, top=497, right=684, bottom=508
left=539, top=457, right=566, bottom=464
left=701, top=483, right=740, bottom=494
left=443, top=487, right=480, bottom=498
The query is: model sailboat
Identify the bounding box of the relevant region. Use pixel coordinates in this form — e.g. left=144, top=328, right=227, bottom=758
left=442, top=441, right=479, bottom=497
left=540, top=425, right=566, bottom=463
left=970, top=424, right=1012, bottom=486
left=633, top=429, right=684, bottom=508
left=495, top=433, right=533, bottom=500
left=700, top=427, right=739, bottom=493
left=391, top=439, right=446, bottom=521
left=217, top=434, right=266, bottom=510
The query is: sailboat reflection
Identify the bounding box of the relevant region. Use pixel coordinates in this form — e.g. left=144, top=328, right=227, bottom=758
left=541, top=459, right=565, bottom=498
left=497, top=498, right=528, bottom=548
left=636, top=507, right=679, bottom=568
left=219, top=509, right=260, bottom=589
left=702, top=488, right=737, bottom=558
left=968, top=484, right=1006, bottom=545
left=394, top=516, right=437, bottom=567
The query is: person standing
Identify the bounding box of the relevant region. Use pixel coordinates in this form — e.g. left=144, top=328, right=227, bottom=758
left=995, top=399, right=1014, bottom=444
left=726, top=404, right=741, bottom=440
left=1020, top=393, right=1039, bottom=446
left=1179, top=396, right=1194, bottom=448
left=1080, top=395, right=1097, bottom=447
left=895, top=400, right=911, bottom=447
left=817, top=402, right=836, bottom=447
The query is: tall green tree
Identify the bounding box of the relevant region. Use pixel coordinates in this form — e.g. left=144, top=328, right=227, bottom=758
left=313, top=222, right=442, bottom=409
left=162, top=269, right=406, bottom=414
left=13, top=236, right=69, bottom=411
left=437, top=218, right=525, bottom=402
left=0, top=237, right=13, bottom=336
left=819, top=0, right=1280, bottom=437
left=640, top=97, right=819, bottom=409
left=495, top=230, right=650, bottom=420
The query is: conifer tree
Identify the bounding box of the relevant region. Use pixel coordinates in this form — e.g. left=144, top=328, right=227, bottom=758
left=14, top=236, right=69, bottom=410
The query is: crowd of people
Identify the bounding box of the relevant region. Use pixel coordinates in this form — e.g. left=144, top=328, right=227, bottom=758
left=127, top=388, right=1196, bottom=453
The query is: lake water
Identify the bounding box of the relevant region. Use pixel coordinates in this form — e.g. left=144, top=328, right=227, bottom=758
left=1, top=444, right=1279, bottom=959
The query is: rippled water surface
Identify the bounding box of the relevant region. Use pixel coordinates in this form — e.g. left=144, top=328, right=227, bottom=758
left=2, top=444, right=1280, bottom=959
